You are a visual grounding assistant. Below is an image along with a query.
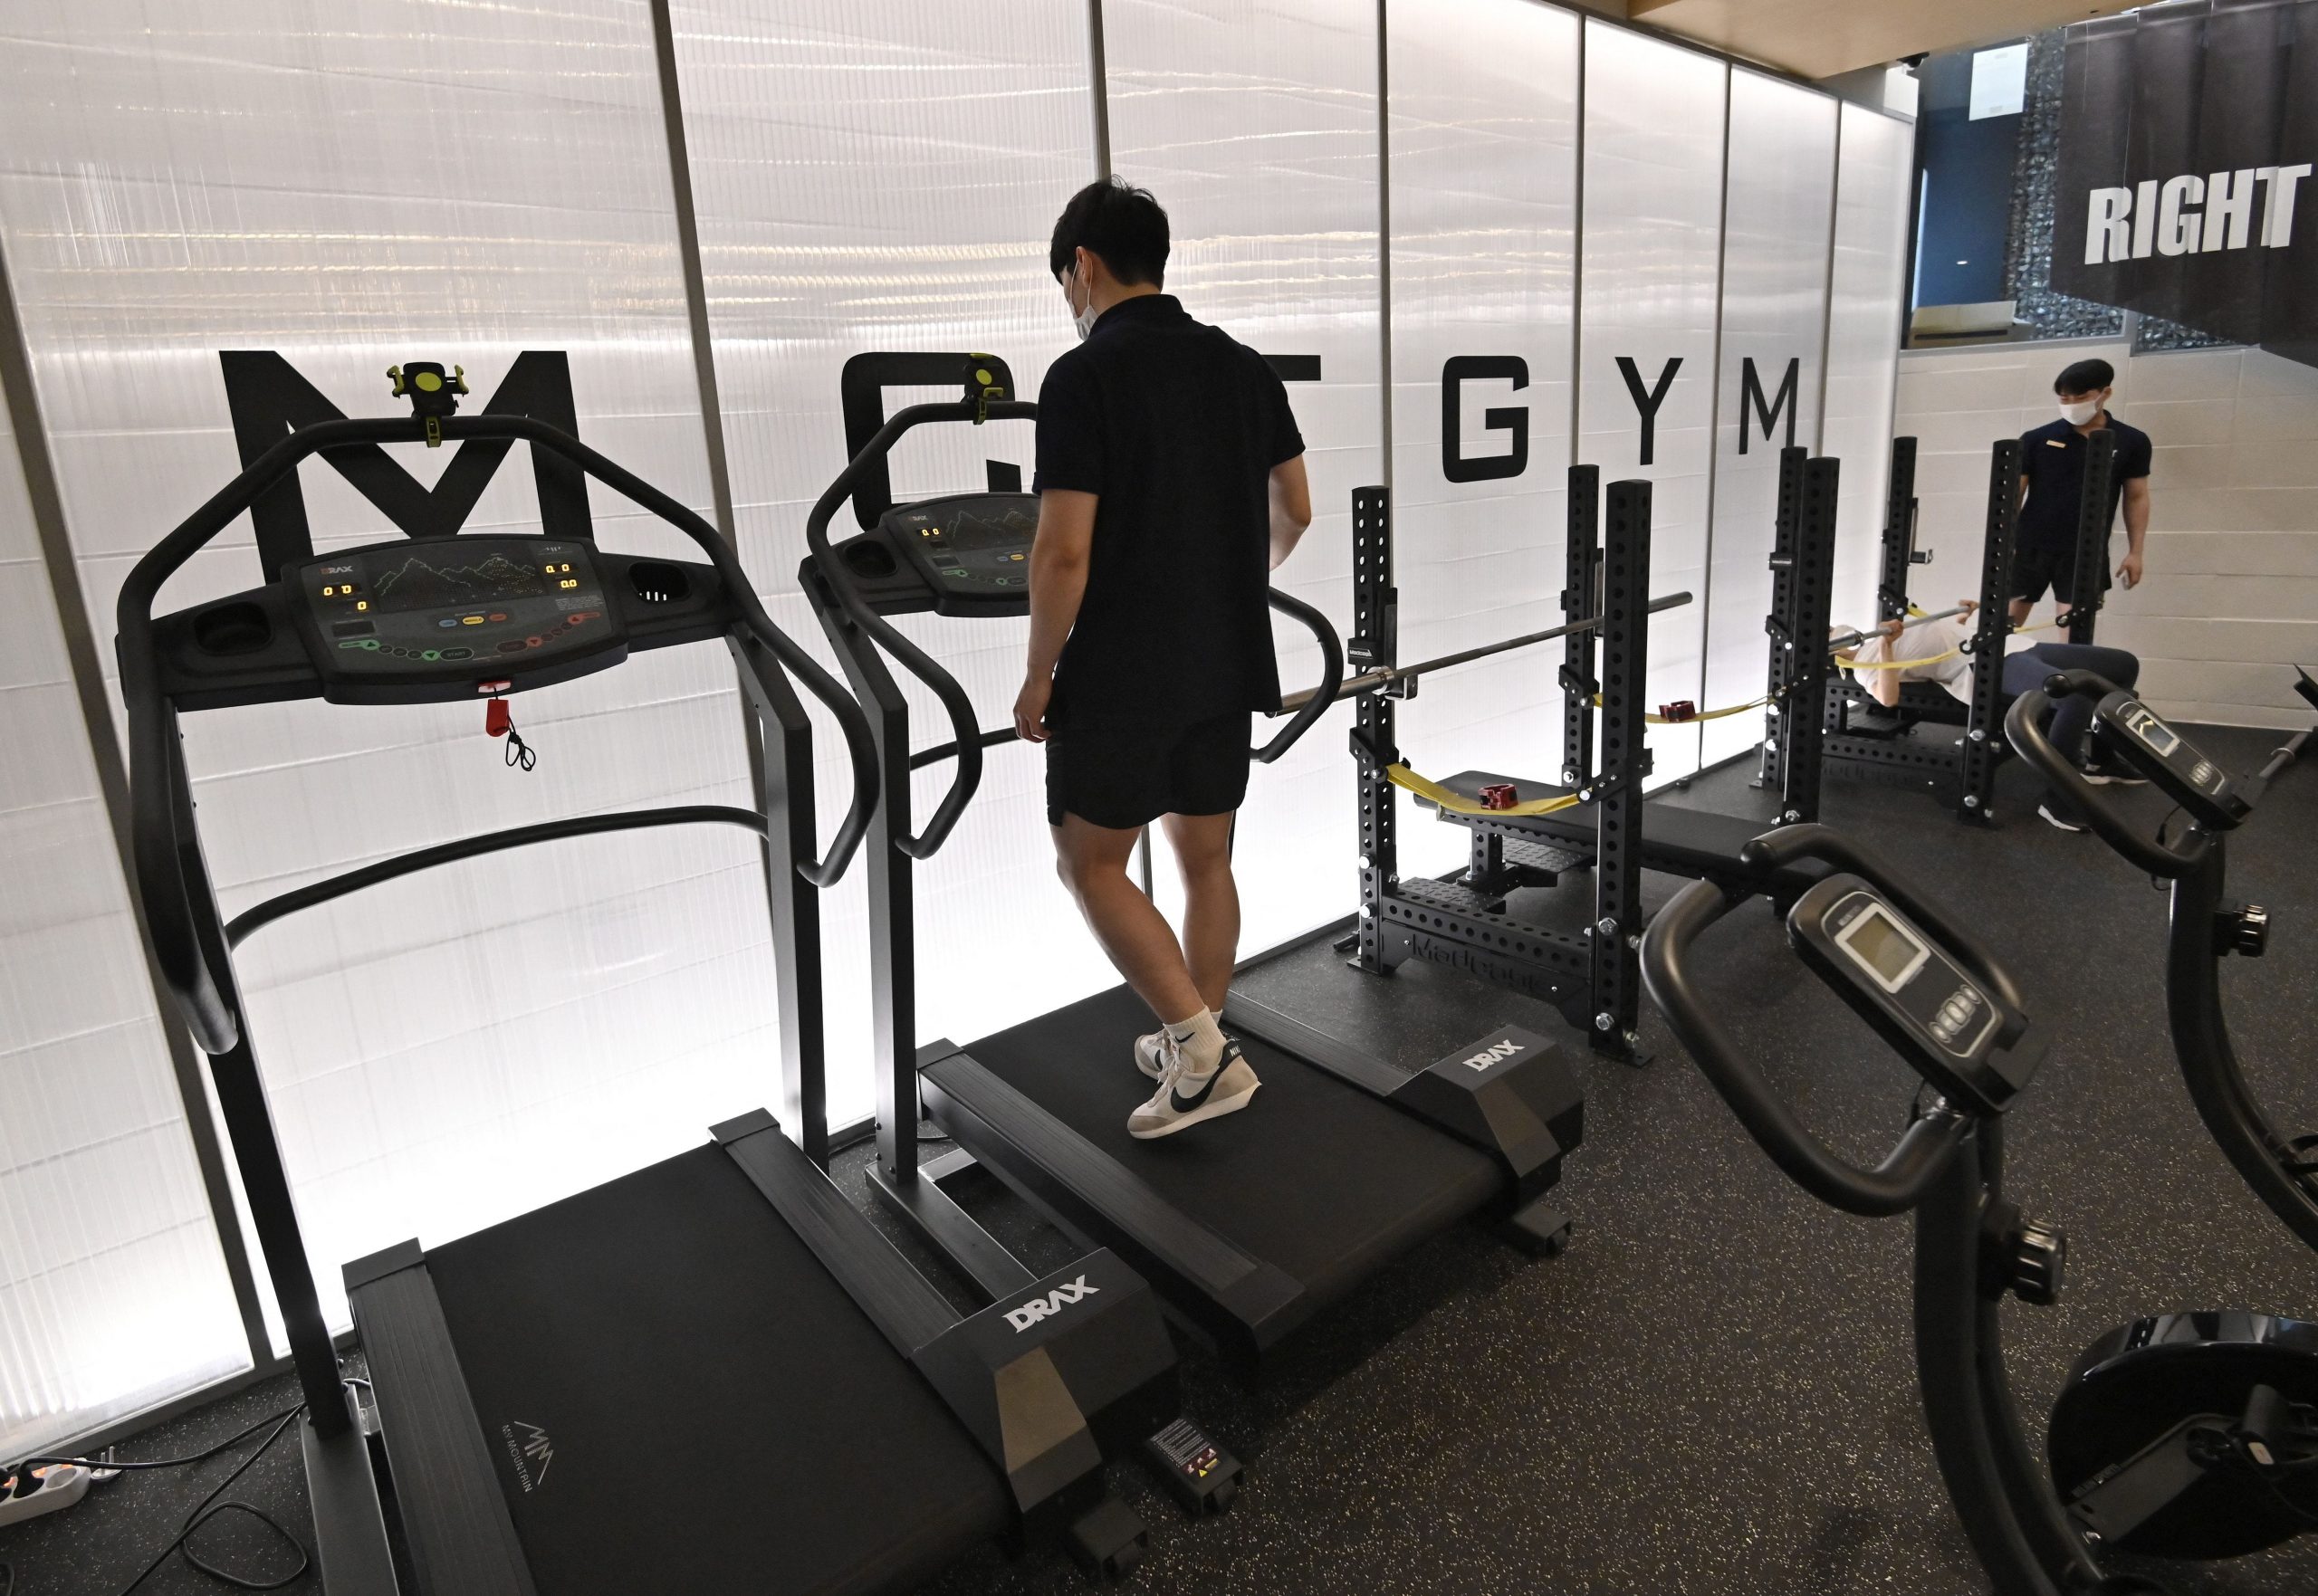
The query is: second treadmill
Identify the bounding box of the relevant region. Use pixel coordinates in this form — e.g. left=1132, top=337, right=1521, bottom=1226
left=802, top=352, right=1586, bottom=1366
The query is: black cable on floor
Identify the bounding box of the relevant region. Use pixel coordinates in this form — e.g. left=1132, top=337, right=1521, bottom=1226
left=15, top=1403, right=303, bottom=1476
left=107, top=1405, right=310, bottom=1595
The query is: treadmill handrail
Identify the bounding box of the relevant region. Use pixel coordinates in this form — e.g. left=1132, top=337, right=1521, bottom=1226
left=225, top=805, right=769, bottom=949
left=806, top=397, right=1038, bottom=858
left=120, top=413, right=881, bottom=1056
left=1256, top=587, right=1344, bottom=763
left=904, top=588, right=1346, bottom=773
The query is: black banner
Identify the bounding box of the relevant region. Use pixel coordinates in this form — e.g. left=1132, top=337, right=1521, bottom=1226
left=2051, top=0, right=2318, bottom=367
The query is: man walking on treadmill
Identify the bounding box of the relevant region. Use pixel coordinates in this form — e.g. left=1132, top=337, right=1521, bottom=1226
left=1012, top=177, right=1311, bottom=1140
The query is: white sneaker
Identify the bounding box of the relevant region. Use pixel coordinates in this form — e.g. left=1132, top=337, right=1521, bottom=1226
left=1133, top=1027, right=1170, bottom=1080
left=2038, top=803, right=2090, bottom=832
left=1127, top=1040, right=1260, bottom=1140
left=2079, top=761, right=2148, bottom=787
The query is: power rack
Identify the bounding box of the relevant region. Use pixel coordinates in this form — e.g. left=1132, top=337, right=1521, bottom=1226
left=1819, top=430, right=2114, bottom=823
left=1346, top=473, right=1652, bottom=1062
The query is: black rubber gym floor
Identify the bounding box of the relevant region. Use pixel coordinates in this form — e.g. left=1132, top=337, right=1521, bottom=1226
left=10, top=726, right=2315, bottom=1595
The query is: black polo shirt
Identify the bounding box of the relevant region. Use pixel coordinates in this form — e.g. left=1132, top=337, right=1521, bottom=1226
left=1033, top=293, right=1305, bottom=730
left=2016, top=413, right=2151, bottom=552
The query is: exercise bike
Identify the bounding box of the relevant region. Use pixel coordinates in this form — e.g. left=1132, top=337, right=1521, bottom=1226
left=1643, top=824, right=2318, bottom=1594
left=2007, top=667, right=2318, bottom=1257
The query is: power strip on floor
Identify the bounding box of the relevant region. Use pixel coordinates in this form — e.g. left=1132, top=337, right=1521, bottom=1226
left=0, top=1464, right=93, bottom=1529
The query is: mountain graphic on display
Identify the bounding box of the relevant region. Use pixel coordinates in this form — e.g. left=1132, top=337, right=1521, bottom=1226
left=370, top=552, right=547, bottom=607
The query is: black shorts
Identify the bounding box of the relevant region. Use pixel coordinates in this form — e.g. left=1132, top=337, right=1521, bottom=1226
left=2012, top=542, right=2110, bottom=606
left=1045, top=712, right=1253, bottom=830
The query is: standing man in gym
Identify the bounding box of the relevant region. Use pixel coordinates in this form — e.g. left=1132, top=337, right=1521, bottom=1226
left=2011, top=357, right=2152, bottom=627
left=1012, top=177, right=1312, bottom=1140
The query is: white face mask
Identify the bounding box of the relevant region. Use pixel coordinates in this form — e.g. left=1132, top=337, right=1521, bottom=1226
left=2058, top=397, right=2102, bottom=426
left=1066, top=264, right=1097, bottom=342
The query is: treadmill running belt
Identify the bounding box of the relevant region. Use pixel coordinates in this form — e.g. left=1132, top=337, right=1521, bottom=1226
left=421, top=1144, right=1009, bottom=1596
left=963, top=987, right=1502, bottom=1313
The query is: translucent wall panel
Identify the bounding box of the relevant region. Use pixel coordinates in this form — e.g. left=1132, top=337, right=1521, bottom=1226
left=0, top=358, right=248, bottom=1456
left=1700, top=72, right=1837, bottom=770
left=0, top=1, right=765, bottom=1333
left=1823, top=103, right=1917, bottom=633
left=1105, top=0, right=1384, bottom=951
left=1384, top=0, right=1579, bottom=876
left=1576, top=23, right=1728, bottom=784
left=671, top=2, right=1104, bottom=1108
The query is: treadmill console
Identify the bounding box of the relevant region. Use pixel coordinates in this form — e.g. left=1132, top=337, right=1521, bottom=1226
left=292, top=537, right=624, bottom=698
left=1786, top=874, right=2041, bottom=1114
left=821, top=492, right=1039, bottom=618
left=2091, top=692, right=2252, bottom=830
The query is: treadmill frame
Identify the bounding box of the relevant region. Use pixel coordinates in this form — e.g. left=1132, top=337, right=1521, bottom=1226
left=802, top=363, right=1583, bottom=1365
left=120, top=355, right=1167, bottom=1595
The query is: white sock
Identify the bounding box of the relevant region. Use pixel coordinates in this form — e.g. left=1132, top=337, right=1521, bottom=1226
left=1165, top=1008, right=1226, bottom=1074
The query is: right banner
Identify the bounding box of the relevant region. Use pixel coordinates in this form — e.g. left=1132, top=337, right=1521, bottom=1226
left=2050, top=0, right=2318, bottom=368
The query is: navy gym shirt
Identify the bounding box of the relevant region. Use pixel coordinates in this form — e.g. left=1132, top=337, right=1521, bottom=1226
left=1032, top=293, right=1305, bottom=730
left=2016, top=414, right=2151, bottom=551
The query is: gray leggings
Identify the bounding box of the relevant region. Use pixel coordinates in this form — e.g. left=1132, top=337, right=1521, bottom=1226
left=2001, top=642, right=2140, bottom=766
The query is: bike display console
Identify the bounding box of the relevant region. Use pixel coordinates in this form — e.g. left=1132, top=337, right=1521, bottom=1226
left=822, top=491, right=1039, bottom=618
left=2091, top=692, right=2253, bottom=829
left=1786, top=874, right=2042, bottom=1116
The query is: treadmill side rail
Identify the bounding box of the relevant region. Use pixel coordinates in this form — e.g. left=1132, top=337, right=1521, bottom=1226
left=910, top=1250, right=1175, bottom=1531
left=345, top=1246, right=540, bottom=1596
left=1390, top=1026, right=1584, bottom=1205
left=1225, top=1001, right=1585, bottom=1203
left=919, top=1048, right=1309, bottom=1362
left=302, top=1390, right=399, bottom=1596
left=711, top=1107, right=955, bottom=1356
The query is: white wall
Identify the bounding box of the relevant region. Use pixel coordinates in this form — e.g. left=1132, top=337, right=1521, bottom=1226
left=0, top=351, right=249, bottom=1458
left=1893, top=340, right=2318, bottom=729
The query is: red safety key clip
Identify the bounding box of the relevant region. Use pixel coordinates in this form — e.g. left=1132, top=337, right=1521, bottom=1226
left=483, top=693, right=535, bottom=770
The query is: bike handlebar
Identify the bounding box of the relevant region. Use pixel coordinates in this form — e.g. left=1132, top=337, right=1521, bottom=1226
left=1643, top=824, right=2027, bottom=1217
left=805, top=398, right=1037, bottom=858
left=2004, top=671, right=2208, bottom=878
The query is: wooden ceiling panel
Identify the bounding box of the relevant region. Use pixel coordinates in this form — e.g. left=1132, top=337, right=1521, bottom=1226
left=1625, top=0, right=2136, bottom=80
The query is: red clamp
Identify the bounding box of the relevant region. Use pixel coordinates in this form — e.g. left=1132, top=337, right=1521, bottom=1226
left=1479, top=782, right=1519, bottom=811
left=1657, top=700, right=1698, bottom=723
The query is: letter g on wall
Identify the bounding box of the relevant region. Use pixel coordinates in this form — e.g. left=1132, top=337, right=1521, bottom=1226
left=1442, top=355, right=1529, bottom=483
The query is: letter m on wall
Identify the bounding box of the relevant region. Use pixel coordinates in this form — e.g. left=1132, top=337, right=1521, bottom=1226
left=218, top=349, right=591, bottom=578
left=1738, top=357, right=1800, bottom=455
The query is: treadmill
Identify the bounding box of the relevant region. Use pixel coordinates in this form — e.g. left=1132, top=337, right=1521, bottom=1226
left=801, top=352, right=1586, bottom=1368
left=117, top=355, right=1175, bottom=1593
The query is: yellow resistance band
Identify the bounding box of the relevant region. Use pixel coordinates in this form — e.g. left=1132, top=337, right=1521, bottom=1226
left=1835, top=616, right=2067, bottom=673
left=1387, top=763, right=1585, bottom=817
left=1585, top=693, right=1771, bottom=723
left=1395, top=615, right=2072, bottom=807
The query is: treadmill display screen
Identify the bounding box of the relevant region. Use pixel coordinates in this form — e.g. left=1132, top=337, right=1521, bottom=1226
left=300, top=538, right=613, bottom=677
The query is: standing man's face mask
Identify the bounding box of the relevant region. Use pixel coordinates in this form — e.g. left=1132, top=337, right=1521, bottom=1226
left=1065, top=262, right=1098, bottom=342
left=2058, top=393, right=2105, bottom=426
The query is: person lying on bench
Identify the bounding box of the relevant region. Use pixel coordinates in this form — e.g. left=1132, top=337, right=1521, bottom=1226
left=1839, top=602, right=2144, bottom=832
